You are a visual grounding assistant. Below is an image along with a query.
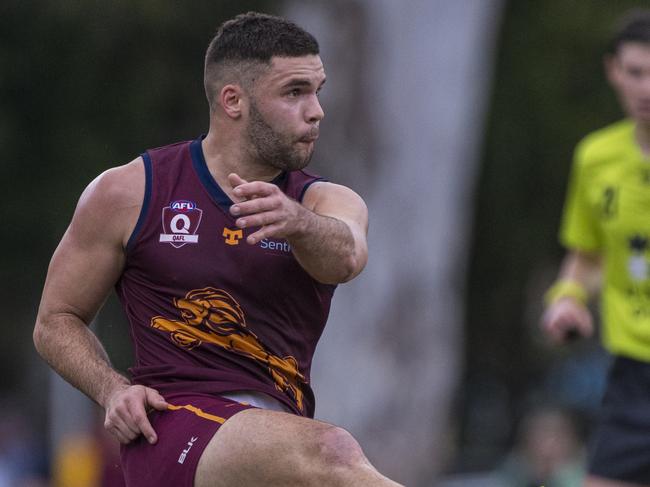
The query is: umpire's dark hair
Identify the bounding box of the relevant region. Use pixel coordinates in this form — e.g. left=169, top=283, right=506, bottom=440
left=204, top=12, right=320, bottom=111
left=609, top=9, right=650, bottom=54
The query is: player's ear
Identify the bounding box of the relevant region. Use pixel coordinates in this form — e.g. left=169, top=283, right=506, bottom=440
left=220, top=84, right=244, bottom=119
left=604, top=53, right=620, bottom=88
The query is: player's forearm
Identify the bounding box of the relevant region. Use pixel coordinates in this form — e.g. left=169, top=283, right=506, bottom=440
left=288, top=211, right=366, bottom=284
left=33, top=313, right=130, bottom=408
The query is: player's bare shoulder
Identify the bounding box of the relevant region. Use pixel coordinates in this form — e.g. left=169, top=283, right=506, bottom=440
left=89, top=157, right=145, bottom=210
left=72, top=157, right=146, bottom=248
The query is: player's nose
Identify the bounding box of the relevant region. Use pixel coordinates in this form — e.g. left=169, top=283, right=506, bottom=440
left=305, top=94, right=324, bottom=123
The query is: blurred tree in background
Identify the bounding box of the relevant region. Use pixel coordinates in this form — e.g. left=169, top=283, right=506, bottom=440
left=461, top=0, right=647, bottom=472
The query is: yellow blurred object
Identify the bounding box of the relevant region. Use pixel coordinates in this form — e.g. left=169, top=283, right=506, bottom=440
left=52, top=434, right=102, bottom=487
left=544, top=279, right=588, bottom=307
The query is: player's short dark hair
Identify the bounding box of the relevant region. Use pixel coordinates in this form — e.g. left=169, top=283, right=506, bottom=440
left=609, top=9, right=650, bottom=54
left=204, top=12, right=320, bottom=111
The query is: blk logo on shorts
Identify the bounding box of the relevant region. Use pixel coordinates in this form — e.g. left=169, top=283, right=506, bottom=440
left=160, top=200, right=203, bottom=248
left=178, top=436, right=198, bottom=464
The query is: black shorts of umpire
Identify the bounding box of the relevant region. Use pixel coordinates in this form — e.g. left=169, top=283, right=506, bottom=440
left=588, top=355, right=650, bottom=483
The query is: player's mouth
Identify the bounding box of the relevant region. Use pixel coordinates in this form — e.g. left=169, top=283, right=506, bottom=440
left=298, top=127, right=319, bottom=144
left=299, top=137, right=318, bottom=145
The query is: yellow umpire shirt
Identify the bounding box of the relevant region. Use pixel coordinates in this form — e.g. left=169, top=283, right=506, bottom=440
left=561, top=118, right=650, bottom=361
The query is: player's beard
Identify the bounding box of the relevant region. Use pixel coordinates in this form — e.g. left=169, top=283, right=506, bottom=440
left=247, top=100, right=314, bottom=171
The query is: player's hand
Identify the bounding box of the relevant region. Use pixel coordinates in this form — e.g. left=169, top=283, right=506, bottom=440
left=228, top=173, right=307, bottom=244
left=540, top=297, right=594, bottom=344
left=103, top=384, right=169, bottom=444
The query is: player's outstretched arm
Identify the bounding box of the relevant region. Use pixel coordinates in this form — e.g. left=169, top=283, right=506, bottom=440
left=33, top=159, right=168, bottom=444
left=228, top=174, right=368, bottom=284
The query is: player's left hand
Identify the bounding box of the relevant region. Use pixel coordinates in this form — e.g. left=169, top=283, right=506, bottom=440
left=228, top=173, right=308, bottom=245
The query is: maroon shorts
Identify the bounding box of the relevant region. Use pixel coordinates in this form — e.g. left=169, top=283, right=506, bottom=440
left=120, top=393, right=255, bottom=487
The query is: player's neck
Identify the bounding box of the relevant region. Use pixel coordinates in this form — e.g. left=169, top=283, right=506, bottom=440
left=202, top=130, right=282, bottom=186
left=635, top=122, right=650, bottom=156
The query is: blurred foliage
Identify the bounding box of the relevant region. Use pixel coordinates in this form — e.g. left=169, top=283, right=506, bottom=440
left=462, top=0, right=646, bottom=470
left=0, top=0, right=276, bottom=396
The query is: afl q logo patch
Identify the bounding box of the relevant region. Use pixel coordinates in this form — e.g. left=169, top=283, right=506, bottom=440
left=159, top=200, right=203, bottom=248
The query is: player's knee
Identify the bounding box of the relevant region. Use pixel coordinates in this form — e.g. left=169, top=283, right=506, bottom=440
left=313, top=425, right=366, bottom=471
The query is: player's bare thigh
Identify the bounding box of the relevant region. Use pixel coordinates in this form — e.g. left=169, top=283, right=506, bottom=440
left=584, top=475, right=650, bottom=487
left=193, top=408, right=398, bottom=487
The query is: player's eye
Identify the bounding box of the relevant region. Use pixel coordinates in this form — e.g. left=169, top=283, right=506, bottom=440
left=627, top=67, right=643, bottom=78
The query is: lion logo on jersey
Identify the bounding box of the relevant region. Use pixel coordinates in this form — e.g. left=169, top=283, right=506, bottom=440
left=151, top=287, right=306, bottom=412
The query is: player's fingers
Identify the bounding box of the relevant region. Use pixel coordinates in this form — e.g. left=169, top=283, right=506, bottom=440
left=145, top=388, right=169, bottom=411
left=105, top=414, right=140, bottom=444
left=228, top=173, right=248, bottom=187
left=124, top=395, right=158, bottom=444
left=230, top=197, right=276, bottom=217
left=228, top=173, right=250, bottom=203
left=106, top=425, right=130, bottom=444
left=106, top=403, right=138, bottom=433
left=130, top=407, right=158, bottom=445
left=111, top=425, right=136, bottom=444
left=246, top=222, right=284, bottom=244
left=560, top=306, right=590, bottom=328
left=540, top=310, right=560, bottom=334
left=574, top=309, right=594, bottom=338
left=235, top=210, right=283, bottom=230
left=542, top=311, right=575, bottom=343
left=552, top=318, right=580, bottom=342
left=233, top=181, right=275, bottom=200
left=556, top=311, right=594, bottom=342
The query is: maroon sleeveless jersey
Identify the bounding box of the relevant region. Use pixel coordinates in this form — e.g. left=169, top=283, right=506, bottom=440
left=115, top=137, right=336, bottom=417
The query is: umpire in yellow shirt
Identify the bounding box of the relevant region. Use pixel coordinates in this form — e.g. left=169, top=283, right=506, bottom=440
left=542, top=9, right=650, bottom=487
